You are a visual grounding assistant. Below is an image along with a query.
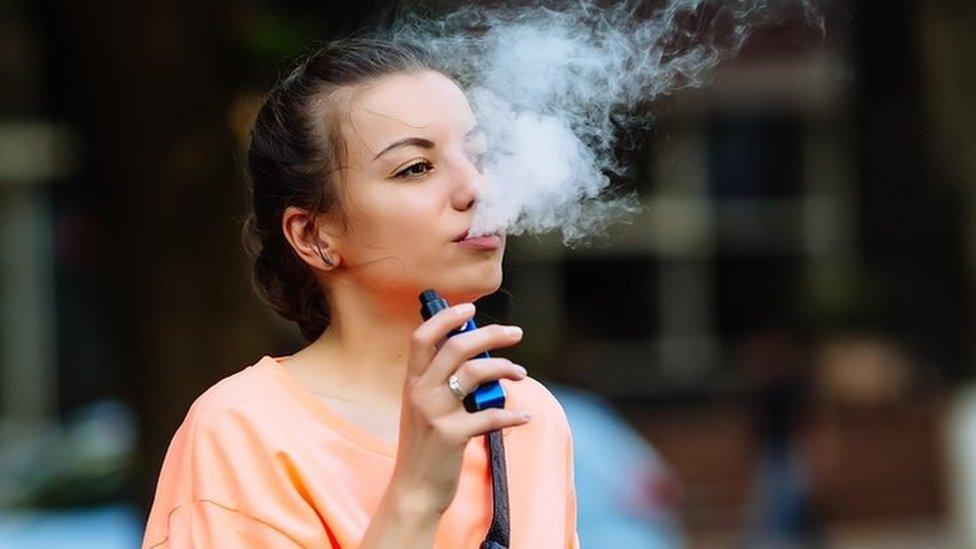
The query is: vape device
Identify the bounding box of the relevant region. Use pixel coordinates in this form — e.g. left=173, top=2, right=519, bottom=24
left=418, top=289, right=507, bottom=412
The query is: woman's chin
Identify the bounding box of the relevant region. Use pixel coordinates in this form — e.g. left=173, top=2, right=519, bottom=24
left=434, top=268, right=503, bottom=303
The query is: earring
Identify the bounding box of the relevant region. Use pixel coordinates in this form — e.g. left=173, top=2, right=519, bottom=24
left=314, top=243, right=334, bottom=267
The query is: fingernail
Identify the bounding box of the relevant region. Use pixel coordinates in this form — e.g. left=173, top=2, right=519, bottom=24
left=505, top=326, right=523, bottom=338
left=520, top=411, right=532, bottom=420
left=455, top=303, right=475, bottom=315
left=516, top=365, right=528, bottom=376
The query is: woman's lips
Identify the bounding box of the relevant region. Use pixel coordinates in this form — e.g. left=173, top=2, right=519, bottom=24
left=455, top=233, right=503, bottom=250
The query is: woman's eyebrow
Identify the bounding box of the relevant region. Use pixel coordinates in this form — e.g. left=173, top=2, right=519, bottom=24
left=372, top=125, right=482, bottom=162
left=372, top=137, right=435, bottom=161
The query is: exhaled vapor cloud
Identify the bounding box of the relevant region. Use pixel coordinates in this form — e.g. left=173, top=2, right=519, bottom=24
left=390, top=0, right=823, bottom=245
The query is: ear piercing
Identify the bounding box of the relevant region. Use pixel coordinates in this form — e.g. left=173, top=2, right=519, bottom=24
left=314, top=243, right=335, bottom=267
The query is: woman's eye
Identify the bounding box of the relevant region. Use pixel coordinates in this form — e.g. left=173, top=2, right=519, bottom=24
left=395, top=161, right=433, bottom=179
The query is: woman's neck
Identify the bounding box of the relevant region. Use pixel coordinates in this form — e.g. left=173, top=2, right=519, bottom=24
left=292, top=283, right=424, bottom=411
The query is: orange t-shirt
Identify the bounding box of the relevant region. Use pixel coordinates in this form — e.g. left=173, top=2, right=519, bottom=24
left=142, top=355, right=580, bottom=548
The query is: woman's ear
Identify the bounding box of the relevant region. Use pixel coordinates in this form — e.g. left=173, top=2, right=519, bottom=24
left=282, top=206, right=342, bottom=271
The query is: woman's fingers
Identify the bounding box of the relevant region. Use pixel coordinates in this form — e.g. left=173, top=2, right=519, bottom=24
left=407, top=303, right=476, bottom=378
left=447, top=358, right=527, bottom=398
left=452, top=406, right=532, bottom=440
left=424, top=324, right=524, bottom=385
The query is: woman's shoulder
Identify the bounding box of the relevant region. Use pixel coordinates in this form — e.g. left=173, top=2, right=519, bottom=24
left=145, top=357, right=326, bottom=548
left=178, top=356, right=284, bottom=435
left=501, top=374, right=572, bottom=436
left=156, top=357, right=293, bottom=486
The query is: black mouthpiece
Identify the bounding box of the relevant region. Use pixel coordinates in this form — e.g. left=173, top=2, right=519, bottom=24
left=419, top=288, right=449, bottom=320
left=419, top=289, right=440, bottom=304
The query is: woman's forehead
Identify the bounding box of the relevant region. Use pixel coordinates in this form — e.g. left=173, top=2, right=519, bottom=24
left=344, top=71, right=476, bottom=158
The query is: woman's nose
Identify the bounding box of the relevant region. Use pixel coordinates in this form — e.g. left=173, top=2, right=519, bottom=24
left=450, top=154, right=483, bottom=211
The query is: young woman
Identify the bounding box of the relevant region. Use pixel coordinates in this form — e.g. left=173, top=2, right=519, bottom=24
left=142, top=38, right=579, bottom=548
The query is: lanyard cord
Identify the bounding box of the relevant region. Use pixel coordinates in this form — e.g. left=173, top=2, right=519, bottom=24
left=480, top=429, right=510, bottom=549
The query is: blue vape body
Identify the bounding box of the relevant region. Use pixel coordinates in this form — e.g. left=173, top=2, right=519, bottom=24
left=418, top=289, right=506, bottom=412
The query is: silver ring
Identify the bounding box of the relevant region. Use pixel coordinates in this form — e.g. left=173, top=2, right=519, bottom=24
left=447, top=374, right=467, bottom=400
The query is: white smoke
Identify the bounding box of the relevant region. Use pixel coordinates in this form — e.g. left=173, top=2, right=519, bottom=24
left=390, top=0, right=823, bottom=245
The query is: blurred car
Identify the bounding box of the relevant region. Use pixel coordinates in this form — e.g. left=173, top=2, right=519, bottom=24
left=549, top=383, right=683, bottom=548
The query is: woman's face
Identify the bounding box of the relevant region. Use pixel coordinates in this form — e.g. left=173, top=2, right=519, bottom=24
left=325, top=70, right=503, bottom=304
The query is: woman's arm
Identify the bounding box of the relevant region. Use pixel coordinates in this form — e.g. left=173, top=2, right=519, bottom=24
left=359, top=483, right=442, bottom=548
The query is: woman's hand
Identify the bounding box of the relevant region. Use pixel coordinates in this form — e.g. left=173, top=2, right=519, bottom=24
left=388, top=302, right=531, bottom=518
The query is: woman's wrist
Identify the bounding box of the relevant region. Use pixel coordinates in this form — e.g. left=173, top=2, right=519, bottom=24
left=385, top=480, right=443, bottom=525
left=360, top=482, right=442, bottom=548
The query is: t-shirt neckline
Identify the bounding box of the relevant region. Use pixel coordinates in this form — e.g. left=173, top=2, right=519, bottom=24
left=256, top=354, right=398, bottom=459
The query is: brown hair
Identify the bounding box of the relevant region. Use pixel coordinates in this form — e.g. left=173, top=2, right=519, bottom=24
left=242, top=37, right=438, bottom=342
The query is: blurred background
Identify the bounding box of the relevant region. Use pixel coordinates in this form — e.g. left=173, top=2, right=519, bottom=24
left=1, top=0, right=974, bottom=547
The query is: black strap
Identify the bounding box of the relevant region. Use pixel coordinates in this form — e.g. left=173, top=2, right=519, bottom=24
left=480, top=429, right=509, bottom=549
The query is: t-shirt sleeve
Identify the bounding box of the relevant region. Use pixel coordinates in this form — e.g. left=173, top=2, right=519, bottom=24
left=144, top=500, right=311, bottom=548
left=143, top=386, right=334, bottom=548
left=565, top=405, right=581, bottom=548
